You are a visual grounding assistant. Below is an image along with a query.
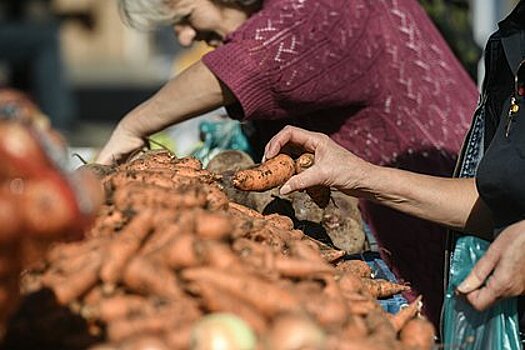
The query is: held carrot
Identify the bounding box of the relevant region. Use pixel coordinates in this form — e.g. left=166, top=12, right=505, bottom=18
left=232, top=154, right=295, bottom=191
left=295, top=153, right=331, bottom=208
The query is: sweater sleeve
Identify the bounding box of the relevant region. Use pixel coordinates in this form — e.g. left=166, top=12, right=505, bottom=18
left=202, top=0, right=380, bottom=121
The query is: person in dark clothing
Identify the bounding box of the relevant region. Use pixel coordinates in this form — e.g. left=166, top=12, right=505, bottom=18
left=263, top=1, right=525, bottom=346
left=0, top=0, right=74, bottom=131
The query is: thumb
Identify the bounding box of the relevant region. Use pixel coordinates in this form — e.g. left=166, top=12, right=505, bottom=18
left=457, top=245, right=501, bottom=294
left=280, top=167, right=323, bottom=195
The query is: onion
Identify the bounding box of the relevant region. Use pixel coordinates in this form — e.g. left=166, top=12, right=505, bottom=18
left=265, top=313, right=326, bottom=350
left=190, top=313, right=257, bottom=350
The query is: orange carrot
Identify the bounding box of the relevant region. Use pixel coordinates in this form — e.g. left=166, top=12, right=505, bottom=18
left=360, top=279, right=410, bottom=299
left=233, top=154, right=295, bottom=191
left=336, top=260, right=372, bottom=278
left=389, top=296, right=423, bottom=332
left=100, top=211, right=154, bottom=285
left=122, top=257, right=183, bottom=300
left=181, top=267, right=301, bottom=317
left=399, top=317, right=435, bottom=350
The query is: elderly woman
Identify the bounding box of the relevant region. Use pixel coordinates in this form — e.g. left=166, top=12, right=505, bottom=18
left=96, top=0, right=478, bottom=324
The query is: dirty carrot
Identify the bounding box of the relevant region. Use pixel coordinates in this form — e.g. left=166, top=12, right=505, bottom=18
left=233, top=154, right=295, bottom=191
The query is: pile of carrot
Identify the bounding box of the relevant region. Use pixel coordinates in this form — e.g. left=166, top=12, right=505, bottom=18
left=10, top=149, right=434, bottom=350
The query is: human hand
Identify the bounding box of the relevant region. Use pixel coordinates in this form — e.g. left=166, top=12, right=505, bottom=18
left=457, top=220, right=525, bottom=311
left=264, top=126, right=373, bottom=195
left=95, top=123, right=146, bottom=165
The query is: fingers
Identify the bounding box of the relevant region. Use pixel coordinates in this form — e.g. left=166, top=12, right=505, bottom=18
left=280, top=167, right=323, bottom=195
left=465, top=281, right=500, bottom=311
left=457, top=244, right=501, bottom=294
left=264, top=126, right=323, bottom=160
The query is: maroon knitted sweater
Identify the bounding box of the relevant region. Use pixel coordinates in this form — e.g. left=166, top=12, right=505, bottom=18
left=203, top=0, right=478, bottom=325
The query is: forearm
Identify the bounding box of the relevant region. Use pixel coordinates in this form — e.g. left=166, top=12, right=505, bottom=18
left=119, top=60, right=235, bottom=137
left=351, top=165, right=494, bottom=237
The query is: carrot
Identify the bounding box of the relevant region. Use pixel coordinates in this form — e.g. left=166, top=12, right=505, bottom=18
left=106, top=308, right=197, bottom=343
left=273, top=256, right=334, bottom=278
left=100, top=211, right=154, bottom=285
left=389, top=296, right=422, bottom=332
left=112, top=183, right=208, bottom=211
left=264, top=214, right=294, bottom=231
left=295, top=153, right=331, bottom=208
left=336, top=260, right=373, bottom=278
left=194, top=212, right=232, bottom=240
left=45, top=252, right=102, bottom=304
left=91, top=295, right=156, bottom=323
left=228, top=202, right=263, bottom=218
left=337, top=273, right=365, bottom=295
left=191, top=281, right=267, bottom=334
left=157, top=234, right=203, bottom=269
left=360, top=279, right=410, bottom=299
left=399, top=317, right=435, bottom=350
left=320, top=249, right=346, bottom=263
left=205, top=184, right=229, bottom=210
left=175, top=156, right=202, bottom=170
left=232, top=154, right=295, bottom=191
left=181, top=267, right=301, bottom=317
left=122, top=257, right=183, bottom=300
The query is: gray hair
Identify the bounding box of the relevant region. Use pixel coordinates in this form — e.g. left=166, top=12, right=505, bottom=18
left=119, top=0, right=261, bottom=29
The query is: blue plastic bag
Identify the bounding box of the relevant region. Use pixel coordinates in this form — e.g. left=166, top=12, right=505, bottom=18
left=192, top=119, right=253, bottom=166
left=443, top=235, right=521, bottom=350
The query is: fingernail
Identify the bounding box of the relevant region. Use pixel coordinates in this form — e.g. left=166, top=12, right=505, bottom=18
left=261, top=155, right=267, bottom=163
left=280, top=184, right=291, bottom=195
left=457, top=280, right=471, bottom=294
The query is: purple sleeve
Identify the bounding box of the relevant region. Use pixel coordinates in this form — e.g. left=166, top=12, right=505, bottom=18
left=202, top=0, right=377, bottom=121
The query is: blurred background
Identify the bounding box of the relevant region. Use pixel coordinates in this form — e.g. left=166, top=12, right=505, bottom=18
left=0, top=0, right=520, bottom=154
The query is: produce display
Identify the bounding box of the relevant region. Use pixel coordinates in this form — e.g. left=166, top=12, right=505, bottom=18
left=1, top=149, right=435, bottom=350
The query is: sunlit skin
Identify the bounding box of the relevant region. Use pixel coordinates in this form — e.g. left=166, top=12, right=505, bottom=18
left=169, top=0, right=257, bottom=47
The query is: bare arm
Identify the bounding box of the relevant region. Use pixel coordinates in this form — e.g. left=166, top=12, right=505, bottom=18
left=96, top=60, right=235, bottom=164
left=264, top=126, right=494, bottom=237
left=354, top=165, right=493, bottom=237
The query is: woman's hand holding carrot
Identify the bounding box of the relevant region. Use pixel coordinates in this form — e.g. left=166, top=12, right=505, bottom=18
left=264, top=126, right=373, bottom=196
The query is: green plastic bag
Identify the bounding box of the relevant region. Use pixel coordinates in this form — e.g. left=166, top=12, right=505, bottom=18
left=443, top=235, right=522, bottom=350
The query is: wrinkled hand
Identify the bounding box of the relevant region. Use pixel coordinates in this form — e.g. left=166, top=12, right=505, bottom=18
left=95, top=123, right=146, bottom=165
left=457, top=220, right=525, bottom=311
left=264, top=126, right=373, bottom=195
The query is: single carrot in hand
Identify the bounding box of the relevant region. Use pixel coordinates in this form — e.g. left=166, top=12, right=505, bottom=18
left=232, top=154, right=295, bottom=191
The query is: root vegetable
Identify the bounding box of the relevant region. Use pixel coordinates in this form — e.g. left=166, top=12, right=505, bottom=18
left=122, top=257, right=183, bottom=300
left=399, top=317, right=435, bottom=350
left=194, top=212, right=232, bottom=240
left=389, top=296, right=422, bottom=332
left=100, top=211, right=154, bottom=285
left=336, top=260, right=372, bottom=278
left=232, top=154, right=295, bottom=192
left=191, top=282, right=267, bottom=334
left=295, top=153, right=331, bottom=208
left=181, top=267, right=301, bottom=317
left=190, top=313, right=257, bottom=350
left=265, top=313, right=326, bottom=350
left=361, top=279, right=410, bottom=299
